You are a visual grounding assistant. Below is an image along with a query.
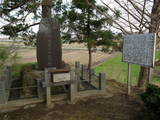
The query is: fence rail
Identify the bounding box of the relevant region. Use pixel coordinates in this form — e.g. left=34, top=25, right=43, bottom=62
left=0, top=61, right=106, bottom=106
left=75, top=61, right=106, bottom=92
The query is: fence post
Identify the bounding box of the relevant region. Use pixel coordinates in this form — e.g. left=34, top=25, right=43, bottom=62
left=75, top=61, right=80, bottom=68
left=37, top=78, right=45, bottom=99
left=6, top=66, right=11, bottom=83
left=81, top=64, right=87, bottom=80
left=69, top=70, right=76, bottom=103
left=89, top=69, right=94, bottom=83
left=5, top=66, right=11, bottom=101
left=45, top=68, right=51, bottom=106
left=75, top=61, right=80, bottom=91
left=0, top=78, right=7, bottom=104
left=3, top=67, right=8, bottom=91
left=99, top=73, right=106, bottom=93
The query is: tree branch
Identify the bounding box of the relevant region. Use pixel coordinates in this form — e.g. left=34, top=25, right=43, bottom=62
left=6, top=0, right=33, bottom=12
left=127, top=0, right=151, bottom=18
left=100, top=0, right=140, bottom=32
left=85, top=0, right=129, bottom=34
left=138, top=0, right=147, bottom=33
left=114, top=0, right=149, bottom=29
left=23, top=22, right=40, bottom=30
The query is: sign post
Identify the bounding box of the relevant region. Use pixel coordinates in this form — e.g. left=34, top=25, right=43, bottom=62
left=127, top=64, right=131, bottom=95
left=123, top=33, right=156, bottom=95
left=148, top=67, right=152, bottom=84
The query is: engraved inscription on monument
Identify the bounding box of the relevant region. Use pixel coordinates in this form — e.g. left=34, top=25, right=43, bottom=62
left=123, top=33, right=156, bottom=67
left=37, top=18, right=62, bottom=70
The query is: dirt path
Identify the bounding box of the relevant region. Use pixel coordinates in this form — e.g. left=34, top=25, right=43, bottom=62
left=0, top=80, right=144, bottom=120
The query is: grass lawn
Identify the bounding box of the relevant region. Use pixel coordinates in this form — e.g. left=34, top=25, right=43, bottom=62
left=152, top=50, right=160, bottom=83
left=94, top=53, right=140, bottom=85
left=95, top=51, right=160, bottom=85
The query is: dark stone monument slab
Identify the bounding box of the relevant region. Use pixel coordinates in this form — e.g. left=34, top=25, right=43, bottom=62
left=37, top=18, right=62, bottom=70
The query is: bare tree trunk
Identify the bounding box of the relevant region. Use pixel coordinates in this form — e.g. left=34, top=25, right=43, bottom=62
left=138, top=0, right=160, bottom=88
left=138, top=67, right=149, bottom=88
left=87, top=44, right=92, bottom=69
left=88, top=45, right=92, bottom=81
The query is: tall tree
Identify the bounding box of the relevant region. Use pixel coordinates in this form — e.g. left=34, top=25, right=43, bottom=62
left=0, top=0, right=64, bottom=45
left=86, top=0, right=160, bottom=88
left=0, top=0, right=41, bottom=45
left=138, top=0, right=160, bottom=88
left=61, top=0, right=116, bottom=72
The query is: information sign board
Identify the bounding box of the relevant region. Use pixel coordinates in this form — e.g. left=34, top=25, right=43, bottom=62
left=123, top=33, right=156, bottom=67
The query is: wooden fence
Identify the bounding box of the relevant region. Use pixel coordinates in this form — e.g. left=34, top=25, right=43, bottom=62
left=75, top=61, right=106, bottom=92
left=0, top=61, right=106, bottom=108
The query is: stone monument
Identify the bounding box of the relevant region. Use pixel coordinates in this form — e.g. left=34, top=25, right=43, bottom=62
left=37, top=0, right=62, bottom=70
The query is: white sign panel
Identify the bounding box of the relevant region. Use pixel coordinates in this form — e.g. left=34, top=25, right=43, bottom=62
left=53, top=73, right=70, bottom=83
left=123, top=33, right=156, bottom=67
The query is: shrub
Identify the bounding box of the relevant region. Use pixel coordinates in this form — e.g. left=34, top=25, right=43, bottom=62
left=11, top=62, right=38, bottom=80
left=0, top=47, right=18, bottom=72
left=140, top=84, right=160, bottom=120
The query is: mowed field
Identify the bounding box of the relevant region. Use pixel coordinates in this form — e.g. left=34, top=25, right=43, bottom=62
left=0, top=43, right=118, bottom=65
left=17, top=48, right=120, bottom=66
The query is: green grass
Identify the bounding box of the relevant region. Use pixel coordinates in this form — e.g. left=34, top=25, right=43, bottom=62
left=152, top=75, right=160, bottom=83
left=153, top=50, right=160, bottom=82
left=155, top=50, right=160, bottom=60
left=12, top=62, right=38, bottom=80
left=94, top=54, right=140, bottom=85
left=95, top=51, right=160, bottom=84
